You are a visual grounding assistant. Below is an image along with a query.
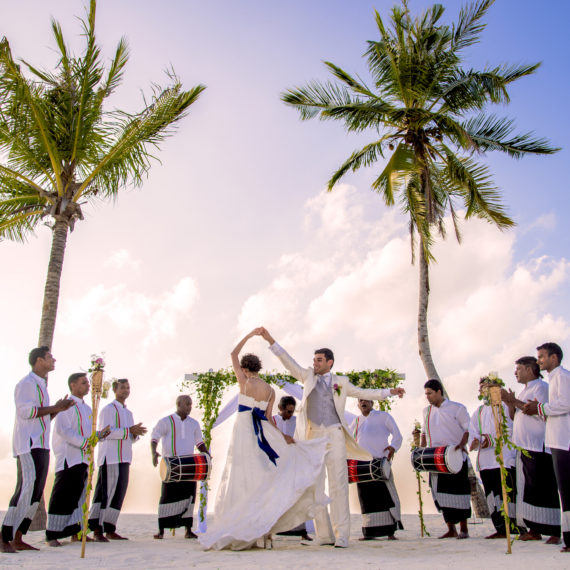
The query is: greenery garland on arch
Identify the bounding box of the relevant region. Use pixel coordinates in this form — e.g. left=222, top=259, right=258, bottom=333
left=181, top=367, right=404, bottom=521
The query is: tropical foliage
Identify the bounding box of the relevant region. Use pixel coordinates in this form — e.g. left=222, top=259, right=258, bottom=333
left=282, top=0, right=558, bottom=383
left=0, top=0, right=205, bottom=348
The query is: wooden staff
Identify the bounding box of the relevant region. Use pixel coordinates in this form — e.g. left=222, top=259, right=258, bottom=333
left=80, top=368, right=103, bottom=559
left=412, top=425, right=425, bottom=538
left=489, top=385, right=512, bottom=554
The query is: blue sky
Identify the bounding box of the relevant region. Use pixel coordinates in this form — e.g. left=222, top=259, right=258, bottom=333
left=0, top=0, right=568, bottom=512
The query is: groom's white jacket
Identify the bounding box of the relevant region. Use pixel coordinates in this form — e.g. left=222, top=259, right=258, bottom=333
left=269, top=342, right=392, bottom=461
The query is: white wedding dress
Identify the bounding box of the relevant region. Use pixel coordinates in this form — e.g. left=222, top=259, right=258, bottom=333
left=199, top=393, right=328, bottom=550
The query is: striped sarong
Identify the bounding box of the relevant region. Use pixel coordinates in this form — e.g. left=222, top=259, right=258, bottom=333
left=429, top=459, right=471, bottom=524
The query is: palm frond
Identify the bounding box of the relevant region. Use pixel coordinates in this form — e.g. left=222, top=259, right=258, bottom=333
left=451, top=0, right=494, bottom=52
left=371, top=143, right=415, bottom=205
left=327, top=140, right=386, bottom=190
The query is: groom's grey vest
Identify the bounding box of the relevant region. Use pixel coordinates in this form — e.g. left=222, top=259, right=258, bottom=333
left=306, top=373, right=341, bottom=427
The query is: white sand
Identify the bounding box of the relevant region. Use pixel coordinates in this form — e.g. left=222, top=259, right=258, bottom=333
left=1, top=512, right=568, bottom=569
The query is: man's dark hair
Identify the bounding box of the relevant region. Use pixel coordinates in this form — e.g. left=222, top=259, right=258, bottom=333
left=314, top=348, right=334, bottom=365
left=537, top=342, right=563, bottom=364
left=68, top=372, right=86, bottom=390
left=28, top=346, right=51, bottom=367
left=113, top=378, right=129, bottom=391
left=424, top=378, right=444, bottom=394
left=515, top=356, right=542, bottom=378
left=240, top=353, right=262, bottom=373
left=278, top=396, right=296, bottom=410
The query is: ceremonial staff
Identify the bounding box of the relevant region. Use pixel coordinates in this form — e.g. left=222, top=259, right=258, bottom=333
left=488, top=382, right=512, bottom=555
left=80, top=355, right=108, bottom=559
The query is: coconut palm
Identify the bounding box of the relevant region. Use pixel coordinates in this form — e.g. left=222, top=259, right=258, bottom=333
left=0, top=0, right=205, bottom=349
left=282, top=0, right=558, bottom=382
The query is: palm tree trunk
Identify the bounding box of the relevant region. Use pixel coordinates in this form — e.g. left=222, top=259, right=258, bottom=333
left=38, top=218, right=69, bottom=348
left=417, top=242, right=440, bottom=381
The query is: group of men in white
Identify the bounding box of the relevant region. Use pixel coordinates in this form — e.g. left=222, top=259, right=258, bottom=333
left=0, top=340, right=568, bottom=554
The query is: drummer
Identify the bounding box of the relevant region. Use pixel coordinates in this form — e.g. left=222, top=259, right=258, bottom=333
left=349, top=399, right=403, bottom=540
left=421, top=379, right=471, bottom=539
left=151, top=395, right=209, bottom=539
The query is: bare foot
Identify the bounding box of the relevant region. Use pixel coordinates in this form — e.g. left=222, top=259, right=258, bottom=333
left=106, top=532, right=128, bottom=540
left=561, top=547, right=570, bottom=553
left=184, top=530, right=197, bottom=539
left=485, top=532, right=506, bottom=539
left=358, top=536, right=375, bottom=541
left=545, top=536, right=561, bottom=545
left=438, top=530, right=458, bottom=539
left=520, top=531, right=542, bottom=541
left=387, top=535, right=398, bottom=540
left=457, top=532, right=469, bottom=540
left=46, top=539, right=62, bottom=547
left=13, top=539, right=39, bottom=551
left=93, top=531, right=109, bottom=543
left=0, top=541, right=17, bottom=554
left=153, top=532, right=164, bottom=540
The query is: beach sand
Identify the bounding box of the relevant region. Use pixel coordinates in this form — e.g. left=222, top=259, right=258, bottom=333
left=1, top=512, right=568, bottom=569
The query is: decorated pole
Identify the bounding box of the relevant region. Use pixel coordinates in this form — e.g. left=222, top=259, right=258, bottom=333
left=80, top=355, right=106, bottom=559
left=488, top=384, right=512, bottom=555
left=411, top=420, right=428, bottom=538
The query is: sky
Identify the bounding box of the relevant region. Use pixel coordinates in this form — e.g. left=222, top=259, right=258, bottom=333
left=0, top=0, right=569, bottom=515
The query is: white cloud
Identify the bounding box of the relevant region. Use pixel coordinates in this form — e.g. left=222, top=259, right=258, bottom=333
left=103, top=248, right=141, bottom=270
left=58, top=277, right=199, bottom=346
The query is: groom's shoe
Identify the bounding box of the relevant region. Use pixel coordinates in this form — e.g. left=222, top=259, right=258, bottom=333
left=334, top=537, right=349, bottom=548
left=318, top=539, right=335, bottom=546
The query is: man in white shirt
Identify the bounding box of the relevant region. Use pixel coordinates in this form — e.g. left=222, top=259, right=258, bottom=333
left=349, top=399, right=403, bottom=540
left=88, top=378, right=147, bottom=542
left=421, top=379, right=471, bottom=539
left=151, top=395, right=209, bottom=539
left=502, top=356, right=561, bottom=544
left=261, top=328, right=405, bottom=549
left=469, top=378, right=523, bottom=540
left=45, top=373, right=110, bottom=547
left=524, top=342, right=570, bottom=553
left=1, top=347, right=74, bottom=554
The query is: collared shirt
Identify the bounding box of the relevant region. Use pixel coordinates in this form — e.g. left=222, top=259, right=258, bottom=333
left=349, top=409, right=403, bottom=459
left=273, top=414, right=297, bottom=437
left=151, top=414, right=204, bottom=458
left=306, top=372, right=341, bottom=427
left=422, top=399, right=470, bottom=447
left=97, top=400, right=139, bottom=466
left=469, top=403, right=515, bottom=470
left=12, top=371, right=51, bottom=457
left=512, top=378, right=549, bottom=452
left=51, top=395, right=91, bottom=472
left=538, top=366, right=570, bottom=451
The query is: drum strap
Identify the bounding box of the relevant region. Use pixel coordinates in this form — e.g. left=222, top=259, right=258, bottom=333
left=238, top=405, right=280, bottom=466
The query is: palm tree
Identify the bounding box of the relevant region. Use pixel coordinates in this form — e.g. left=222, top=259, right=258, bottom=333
left=282, top=0, right=558, bottom=383
left=0, top=0, right=205, bottom=349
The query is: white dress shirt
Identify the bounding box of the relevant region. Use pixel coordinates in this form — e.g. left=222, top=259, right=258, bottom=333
left=349, top=409, right=403, bottom=458
left=12, top=372, right=51, bottom=457
left=51, top=395, right=92, bottom=472
left=151, top=414, right=204, bottom=458
left=422, top=399, right=470, bottom=448
left=512, top=378, right=549, bottom=452
left=273, top=414, right=297, bottom=437
left=469, top=403, right=515, bottom=470
left=538, top=366, right=570, bottom=451
left=97, top=400, right=139, bottom=466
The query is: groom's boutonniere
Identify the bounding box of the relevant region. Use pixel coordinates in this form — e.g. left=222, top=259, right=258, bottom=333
left=333, top=383, right=341, bottom=396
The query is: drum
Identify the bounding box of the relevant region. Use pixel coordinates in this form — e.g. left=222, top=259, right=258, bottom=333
left=159, top=454, right=211, bottom=483
left=347, top=457, right=391, bottom=483
left=410, top=446, right=463, bottom=474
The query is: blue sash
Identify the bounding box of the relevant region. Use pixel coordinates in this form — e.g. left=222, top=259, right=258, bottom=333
left=238, top=404, right=279, bottom=466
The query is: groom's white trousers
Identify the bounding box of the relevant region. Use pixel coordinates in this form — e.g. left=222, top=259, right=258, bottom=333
left=308, top=424, right=349, bottom=542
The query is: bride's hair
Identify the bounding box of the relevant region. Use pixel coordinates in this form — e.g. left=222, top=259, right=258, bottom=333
left=240, top=353, right=262, bottom=373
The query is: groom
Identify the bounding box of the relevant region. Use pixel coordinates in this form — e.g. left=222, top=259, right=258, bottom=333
left=261, top=328, right=405, bottom=548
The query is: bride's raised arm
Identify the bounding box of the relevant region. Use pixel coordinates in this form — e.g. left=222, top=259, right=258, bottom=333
left=231, top=328, right=263, bottom=385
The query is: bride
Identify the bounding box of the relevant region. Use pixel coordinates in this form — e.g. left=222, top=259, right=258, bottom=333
left=198, top=328, right=327, bottom=550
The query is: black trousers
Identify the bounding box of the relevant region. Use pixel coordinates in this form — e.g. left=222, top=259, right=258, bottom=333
left=1, top=449, right=50, bottom=542
left=551, top=448, right=570, bottom=548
